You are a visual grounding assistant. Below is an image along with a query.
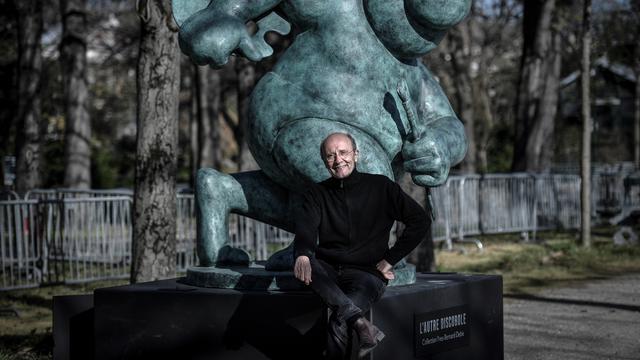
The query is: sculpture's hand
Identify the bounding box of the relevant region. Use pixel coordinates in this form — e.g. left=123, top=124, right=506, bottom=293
left=294, top=255, right=312, bottom=285
left=178, top=13, right=254, bottom=67
left=402, top=135, right=450, bottom=187
left=177, top=5, right=290, bottom=67
left=376, top=260, right=395, bottom=280
left=397, top=80, right=451, bottom=187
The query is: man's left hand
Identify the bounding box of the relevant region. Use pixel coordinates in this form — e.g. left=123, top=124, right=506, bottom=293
left=376, top=260, right=395, bottom=280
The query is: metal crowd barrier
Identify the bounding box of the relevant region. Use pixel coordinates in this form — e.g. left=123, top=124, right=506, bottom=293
left=0, top=199, right=40, bottom=289
left=2, top=169, right=638, bottom=290
left=25, top=188, right=133, bottom=200
left=431, top=173, right=583, bottom=249
left=0, top=197, right=133, bottom=290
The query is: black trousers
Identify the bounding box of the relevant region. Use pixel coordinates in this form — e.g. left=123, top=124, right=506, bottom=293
left=307, top=257, right=386, bottom=359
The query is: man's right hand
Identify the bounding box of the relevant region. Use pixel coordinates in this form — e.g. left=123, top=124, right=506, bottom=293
left=294, top=255, right=312, bottom=285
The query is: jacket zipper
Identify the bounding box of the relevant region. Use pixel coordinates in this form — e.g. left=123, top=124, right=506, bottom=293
left=342, top=180, right=352, bottom=245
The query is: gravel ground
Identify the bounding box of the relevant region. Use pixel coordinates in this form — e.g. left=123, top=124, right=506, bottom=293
left=504, top=274, right=640, bottom=360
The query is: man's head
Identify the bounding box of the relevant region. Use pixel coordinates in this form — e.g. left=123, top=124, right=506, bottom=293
left=321, top=132, right=359, bottom=179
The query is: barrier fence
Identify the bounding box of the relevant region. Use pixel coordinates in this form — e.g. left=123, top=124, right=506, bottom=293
left=1, top=197, right=133, bottom=289
left=1, top=171, right=638, bottom=290
left=430, top=174, right=582, bottom=249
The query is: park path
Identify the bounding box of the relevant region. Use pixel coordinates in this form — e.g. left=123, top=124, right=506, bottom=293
left=504, top=274, right=640, bottom=360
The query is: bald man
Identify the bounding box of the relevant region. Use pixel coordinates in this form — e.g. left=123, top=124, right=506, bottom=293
left=294, top=132, right=429, bottom=359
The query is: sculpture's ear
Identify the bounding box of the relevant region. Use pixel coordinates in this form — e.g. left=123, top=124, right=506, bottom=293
left=172, top=0, right=210, bottom=28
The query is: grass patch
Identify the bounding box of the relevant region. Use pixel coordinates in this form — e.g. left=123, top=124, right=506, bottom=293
left=436, top=227, right=640, bottom=294
left=0, top=279, right=128, bottom=359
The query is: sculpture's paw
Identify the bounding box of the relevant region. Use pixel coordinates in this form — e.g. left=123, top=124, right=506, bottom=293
left=216, top=245, right=251, bottom=267
left=178, top=13, right=248, bottom=67
left=265, top=245, right=294, bottom=271
left=402, top=135, right=450, bottom=187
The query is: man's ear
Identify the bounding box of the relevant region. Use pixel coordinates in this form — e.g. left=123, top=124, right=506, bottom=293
left=354, top=149, right=359, bottom=162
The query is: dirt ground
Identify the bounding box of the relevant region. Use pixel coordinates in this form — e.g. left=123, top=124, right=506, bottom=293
left=504, top=274, right=640, bottom=360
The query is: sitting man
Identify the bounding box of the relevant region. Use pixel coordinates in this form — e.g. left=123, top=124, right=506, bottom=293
left=293, top=132, right=430, bottom=359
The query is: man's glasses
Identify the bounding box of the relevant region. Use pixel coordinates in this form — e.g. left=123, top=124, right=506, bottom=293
left=325, top=150, right=354, bottom=163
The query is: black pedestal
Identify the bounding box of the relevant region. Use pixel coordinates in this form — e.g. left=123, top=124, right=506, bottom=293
left=54, top=273, right=502, bottom=360
left=94, top=280, right=326, bottom=360
left=373, top=274, right=503, bottom=360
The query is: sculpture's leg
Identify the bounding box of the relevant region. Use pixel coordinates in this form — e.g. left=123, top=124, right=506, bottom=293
left=196, top=169, right=292, bottom=267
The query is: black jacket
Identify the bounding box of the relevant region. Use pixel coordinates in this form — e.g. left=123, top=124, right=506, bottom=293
left=293, top=169, right=429, bottom=271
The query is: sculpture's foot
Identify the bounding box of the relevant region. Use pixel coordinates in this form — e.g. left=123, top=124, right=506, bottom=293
left=389, top=262, right=416, bottom=286
left=265, top=244, right=294, bottom=271
left=216, top=245, right=251, bottom=267
left=183, top=263, right=306, bottom=290
left=196, top=168, right=250, bottom=267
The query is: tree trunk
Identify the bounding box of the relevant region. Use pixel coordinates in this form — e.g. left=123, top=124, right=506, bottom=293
left=580, top=0, right=592, bottom=248
left=634, top=53, right=640, bottom=170
left=131, top=0, right=180, bottom=283
left=477, top=75, right=494, bottom=174
left=234, top=57, right=259, bottom=171
left=60, top=0, right=91, bottom=189
left=399, top=173, right=436, bottom=272
left=449, top=17, right=477, bottom=174
left=0, top=2, right=18, bottom=192
left=177, top=58, right=196, bottom=185
left=442, top=4, right=495, bottom=175
left=14, top=0, right=42, bottom=195
left=512, top=0, right=561, bottom=173
left=195, top=65, right=221, bottom=170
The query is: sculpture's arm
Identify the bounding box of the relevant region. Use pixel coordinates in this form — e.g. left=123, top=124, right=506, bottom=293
left=396, top=73, right=467, bottom=187
left=173, top=0, right=289, bottom=67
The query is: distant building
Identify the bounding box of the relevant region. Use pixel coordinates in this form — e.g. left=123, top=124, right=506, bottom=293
left=555, top=57, right=637, bottom=166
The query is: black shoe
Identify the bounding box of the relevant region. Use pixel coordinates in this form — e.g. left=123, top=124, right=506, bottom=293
left=353, top=317, right=385, bottom=358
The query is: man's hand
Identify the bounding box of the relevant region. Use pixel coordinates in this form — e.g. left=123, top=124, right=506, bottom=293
left=294, top=255, right=312, bottom=285
left=376, top=260, right=395, bottom=280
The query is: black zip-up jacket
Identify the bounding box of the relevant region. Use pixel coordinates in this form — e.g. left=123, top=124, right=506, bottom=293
left=293, top=169, right=429, bottom=276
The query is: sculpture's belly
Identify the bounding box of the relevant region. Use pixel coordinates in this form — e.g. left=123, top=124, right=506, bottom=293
left=248, top=38, right=410, bottom=158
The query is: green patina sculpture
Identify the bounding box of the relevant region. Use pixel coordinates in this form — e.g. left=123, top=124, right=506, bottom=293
left=172, top=0, right=470, bottom=288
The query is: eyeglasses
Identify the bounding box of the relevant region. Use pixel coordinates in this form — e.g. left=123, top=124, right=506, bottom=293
left=325, top=149, right=355, bottom=163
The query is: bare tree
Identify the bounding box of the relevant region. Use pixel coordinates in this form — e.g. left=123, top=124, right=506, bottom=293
left=580, top=0, right=591, bottom=248
left=635, top=52, right=640, bottom=170
left=234, top=57, right=259, bottom=171
left=131, top=0, right=180, bottom=282
left=60, top=0, right=91, bottom=189
left=195, top=64, right=222, bottom=170
left=427, top=0, right=521, bottom=174
left=634, top=4, right=640, bottom=170
left=446, top=14, right=478, bottom=174
left=14, top=0, right=43, bottom=195
left=399, top=174, right=436, bottom=272
left=512, top=0, right=562, bottom=172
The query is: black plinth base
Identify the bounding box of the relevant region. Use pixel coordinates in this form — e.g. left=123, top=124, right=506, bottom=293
left=54, top=273, right=502, bottom=360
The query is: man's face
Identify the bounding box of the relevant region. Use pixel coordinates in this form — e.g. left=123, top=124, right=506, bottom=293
left=322, top=134, right=358, bottom=179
